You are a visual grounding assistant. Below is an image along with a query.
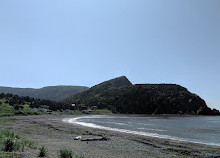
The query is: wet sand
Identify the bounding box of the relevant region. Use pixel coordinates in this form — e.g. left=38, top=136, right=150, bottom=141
left=1, top=114, right=220, bottom=158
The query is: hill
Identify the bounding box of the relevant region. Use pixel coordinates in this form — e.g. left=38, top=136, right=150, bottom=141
left=64, top=76, right=219, bottom=115
left=64, top=76, right=132, bottom=104
left=0, top=86, right=89, bottom=102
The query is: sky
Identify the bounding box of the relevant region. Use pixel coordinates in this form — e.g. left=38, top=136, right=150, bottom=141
left=0, top=0, right=220, bottom=109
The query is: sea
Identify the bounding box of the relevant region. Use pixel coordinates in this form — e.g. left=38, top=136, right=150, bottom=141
left=63, top=115, right=220, bottom=146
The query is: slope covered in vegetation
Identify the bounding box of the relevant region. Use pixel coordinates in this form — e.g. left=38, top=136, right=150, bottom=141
left=0, top=93, right=62, bottom=116
left=64, top=76, right=219, bottom=115
left=0, top=86, right=89, bottom=102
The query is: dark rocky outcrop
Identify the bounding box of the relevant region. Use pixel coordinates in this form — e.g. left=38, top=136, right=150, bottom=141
left=64, top=76, right=219, bottom=115
left=198, top=107, right=220, bottom=115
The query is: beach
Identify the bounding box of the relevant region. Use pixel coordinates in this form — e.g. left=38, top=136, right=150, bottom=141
left=1, top=114, right=220, bottom=158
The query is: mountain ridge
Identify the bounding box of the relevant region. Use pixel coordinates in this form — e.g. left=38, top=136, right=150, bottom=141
left=0, top=85, right=89, bottom=102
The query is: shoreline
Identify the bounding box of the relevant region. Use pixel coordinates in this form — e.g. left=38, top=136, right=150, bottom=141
left=1, top=114, right=220, bottom=158
left=63, top=115, right=220, bottom=147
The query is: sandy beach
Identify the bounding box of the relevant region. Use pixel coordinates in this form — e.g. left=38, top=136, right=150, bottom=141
left=1, top=114, right=220, bottom=158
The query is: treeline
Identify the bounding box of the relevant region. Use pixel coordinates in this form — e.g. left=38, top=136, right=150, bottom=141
left=65, top=82, right=220, bottom=115
left=0, top=93, right=64, bottom=111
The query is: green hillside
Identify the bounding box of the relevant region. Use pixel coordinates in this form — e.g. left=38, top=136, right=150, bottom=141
left=0, top=86, right=89, bottom=102
left=64, top=76, right=219, bottom=115
left=0, top=93, right=61, bottom=116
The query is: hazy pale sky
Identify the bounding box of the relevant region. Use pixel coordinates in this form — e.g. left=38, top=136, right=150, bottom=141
left=0, top=0, right=219, bottom=109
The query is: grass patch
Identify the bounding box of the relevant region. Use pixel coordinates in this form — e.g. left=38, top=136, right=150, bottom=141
left=21, top=129, right=31, bottom=135
left=2, top=137, right=20, bottom=152
left=59, top=148, right=73, bottom=158
left=30, top=124, right=39, bottom=129
left=58, top=148, right=84, bottom=158
left=139, top=150, right=154, bottom=155
left=0, top=152, right=22, bottom=158
left=21, top=104, right=31, bottom=115
left=0, top=101, right=48, bottom=117
left=0, top=129, right=37, bottom=152
left=0, top=104, right=16, bottom=117
left=0, top=119, right=15, bottom=123
left=65, top=131, right=84, bottom=135
left=0, top=129, right=20, bottom=140
left=38, top=145, right=47, bottom=157
left=92, top=109, right=112, bottom=114
left=19, top=139, right=37, bottom=150
left=0, top=119, right=15, bottom=126
left=168, top=150, right=196, bottom=158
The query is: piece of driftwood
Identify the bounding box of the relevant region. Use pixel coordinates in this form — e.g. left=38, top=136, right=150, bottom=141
left=74, top=135, right=108, bottom=141
left=81, top=136, right=108, bottom=141
left=74, top=136, right=82, bottom=140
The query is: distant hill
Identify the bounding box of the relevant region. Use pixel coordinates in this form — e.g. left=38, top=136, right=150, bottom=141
left=64, top=76, right=219, bottom=115
left=0, top=86, right=89, bottom=102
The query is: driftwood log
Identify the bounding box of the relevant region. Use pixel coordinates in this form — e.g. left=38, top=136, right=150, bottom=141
left=74, top=135, right=108, bottom=141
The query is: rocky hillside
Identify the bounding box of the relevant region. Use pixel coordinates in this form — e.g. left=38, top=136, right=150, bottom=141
left=64, top=76, right=219, bottom=115
left=64, top=76, right=132, bottom=104
left=0, top=86, right=89, bottom=102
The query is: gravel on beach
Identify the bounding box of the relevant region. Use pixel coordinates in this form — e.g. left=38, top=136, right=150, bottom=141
left=1, top=114, right=220, bottom=158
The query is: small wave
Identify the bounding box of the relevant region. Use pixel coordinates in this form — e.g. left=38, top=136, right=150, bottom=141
left=114, top=122, right=127, bottom=126
left=62, top=116, right=220, bottom=147
left=137, top=128, right=165, bottom=131
left=95, top=121, right=127, bottom=126
left=137, top=123, right=155, bottom=126
left=63, top=117, right=170, bottom=139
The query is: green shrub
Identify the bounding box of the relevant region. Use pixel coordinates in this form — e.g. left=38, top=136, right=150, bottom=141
left=0, top=103, right=16, bottom=116
left=0, top=129, right=20, bottom=152
left=58, top=148, right=84, bottom=158
left=0, top=129, right=37, bottom=152
left=20, top=139, right=37, bottom=149
left=2, top=137, right=19, bottom=152
left=59, top=148, right=73, bottom=158
left=38, top=145, right=47, bottom=157
left=0, top=129, right=20, bottom=139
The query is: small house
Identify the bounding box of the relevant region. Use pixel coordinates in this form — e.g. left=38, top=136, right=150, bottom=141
left=91, top=106, right=98, bottom=110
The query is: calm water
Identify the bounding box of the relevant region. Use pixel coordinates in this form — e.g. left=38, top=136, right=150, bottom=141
left=63, top=115, right=220, bottom=146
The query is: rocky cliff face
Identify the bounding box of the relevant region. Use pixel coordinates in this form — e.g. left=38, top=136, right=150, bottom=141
left=64, top=76, right=219, bottom=115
